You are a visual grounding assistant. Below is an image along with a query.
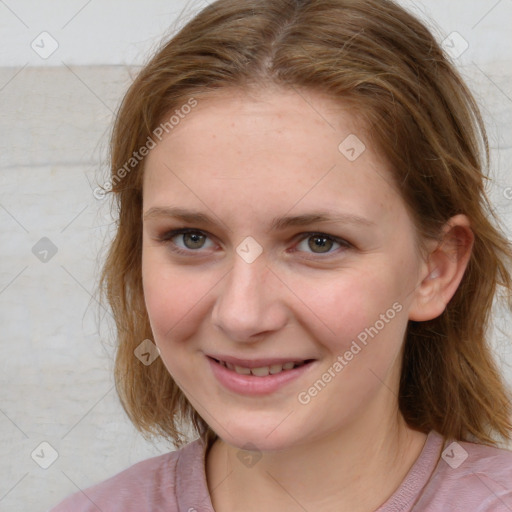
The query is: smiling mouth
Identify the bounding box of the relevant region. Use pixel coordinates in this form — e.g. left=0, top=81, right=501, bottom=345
left=210, top=357, right=314, bottom=377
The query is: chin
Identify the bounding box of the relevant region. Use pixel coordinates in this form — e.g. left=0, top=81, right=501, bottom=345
left=217, top=423, right=303, bottom=453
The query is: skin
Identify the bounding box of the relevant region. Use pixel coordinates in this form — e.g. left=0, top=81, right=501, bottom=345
left=141, top=86, right=473, bottom=512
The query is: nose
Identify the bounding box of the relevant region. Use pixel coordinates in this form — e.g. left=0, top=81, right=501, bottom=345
left=211, top=253, right=288, bottom=342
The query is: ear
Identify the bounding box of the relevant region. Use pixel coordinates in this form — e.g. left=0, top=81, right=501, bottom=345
left=408, top=214, right=474, bottom=322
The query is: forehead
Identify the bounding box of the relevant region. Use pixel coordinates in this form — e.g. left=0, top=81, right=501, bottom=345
left=142, top=87, right=401, bottom=227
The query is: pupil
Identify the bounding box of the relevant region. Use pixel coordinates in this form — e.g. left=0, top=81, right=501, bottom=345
left=309, top=235, right=331, bottom=253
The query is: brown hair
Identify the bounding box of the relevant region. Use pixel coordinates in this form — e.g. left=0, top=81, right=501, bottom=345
left=100, top=0, right=512, bottom=448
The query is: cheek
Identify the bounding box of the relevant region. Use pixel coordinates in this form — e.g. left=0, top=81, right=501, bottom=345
left=142, top=236, right=417, bottom=364
left=289, top=266, right=406, bottom=352
left=141, top=249, right=213, bottom=346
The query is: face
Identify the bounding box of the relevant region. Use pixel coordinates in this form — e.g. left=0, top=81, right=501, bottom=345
left=141, top=87, right=427, bottom=451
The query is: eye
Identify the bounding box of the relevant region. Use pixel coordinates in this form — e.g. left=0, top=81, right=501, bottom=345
left=294, top=232, right=350, bottom=257
left=159, top=228, right=216, bottom=254
left=157, top=229, right=351, bottom=258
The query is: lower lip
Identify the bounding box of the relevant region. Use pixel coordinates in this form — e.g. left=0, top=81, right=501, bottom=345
left=207, top=357, right=316, bottom=396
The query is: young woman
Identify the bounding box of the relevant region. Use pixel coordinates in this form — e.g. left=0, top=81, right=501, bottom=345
left=52, top=0, right=512, bottom=510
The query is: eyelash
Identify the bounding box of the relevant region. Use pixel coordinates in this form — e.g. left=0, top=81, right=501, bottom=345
left=157, top=228, right=352, bottom=260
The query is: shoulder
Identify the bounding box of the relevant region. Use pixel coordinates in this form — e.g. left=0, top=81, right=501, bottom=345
left=419, top=436, right=512, bottom=511
left=442, top=438, right=512, bottom=489
left=49, top=438, right=205, bottom=512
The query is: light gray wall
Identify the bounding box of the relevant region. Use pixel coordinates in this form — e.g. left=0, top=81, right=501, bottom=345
left=1, top=1, right=511, bottom=510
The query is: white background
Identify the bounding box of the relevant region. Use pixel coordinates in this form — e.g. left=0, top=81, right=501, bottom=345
left=1, top=1, right=511, bottom=510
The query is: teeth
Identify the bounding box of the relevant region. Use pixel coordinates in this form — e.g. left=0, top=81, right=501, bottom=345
left=217, top=359, right=306, bottom=376
left=269, top=364, right=284, bottom=374
left=251, top=366, right=270, bottom=377
left=234, top=365, right=251, bottom=375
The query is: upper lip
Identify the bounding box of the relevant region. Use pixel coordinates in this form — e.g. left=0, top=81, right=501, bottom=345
left=207, top=354, right=314, bottom=369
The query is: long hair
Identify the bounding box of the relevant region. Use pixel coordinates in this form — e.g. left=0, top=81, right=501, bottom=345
left=100, top=0, right=512, bottom=448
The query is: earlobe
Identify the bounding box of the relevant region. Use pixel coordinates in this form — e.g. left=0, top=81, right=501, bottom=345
left=408, top=215, right=474, bottom=322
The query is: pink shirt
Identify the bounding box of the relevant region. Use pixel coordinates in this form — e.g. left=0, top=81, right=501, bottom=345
left=50, top=431, right=512, bottom=511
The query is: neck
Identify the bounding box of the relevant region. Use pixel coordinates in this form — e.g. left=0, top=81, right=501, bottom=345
left=206, top=409, right=427, bottom=512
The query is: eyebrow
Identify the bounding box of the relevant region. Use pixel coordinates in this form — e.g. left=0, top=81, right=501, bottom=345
left=143, top=206, right=375, bottom=230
